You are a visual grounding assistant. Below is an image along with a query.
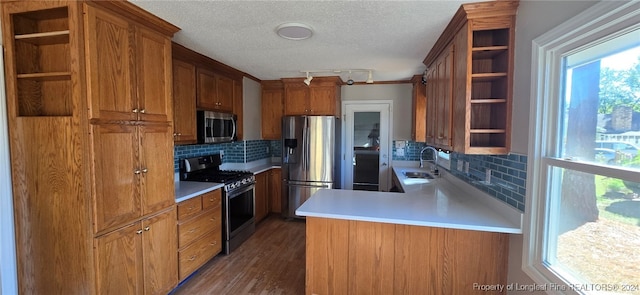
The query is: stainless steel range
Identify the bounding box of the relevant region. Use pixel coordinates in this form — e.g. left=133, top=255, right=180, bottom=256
left=180, top=154, right=255, bottom=254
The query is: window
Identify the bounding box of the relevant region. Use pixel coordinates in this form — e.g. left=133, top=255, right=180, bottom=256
left=526, top=2, right=640, bottom=294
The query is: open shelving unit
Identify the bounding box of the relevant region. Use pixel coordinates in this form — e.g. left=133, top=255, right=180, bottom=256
left=469, top=28, right=510, bottom=150
left=12, top=7, right=72, bottom=116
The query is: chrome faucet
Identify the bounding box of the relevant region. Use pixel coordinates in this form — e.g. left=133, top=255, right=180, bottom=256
left=419, top=146, right=439, bottom=175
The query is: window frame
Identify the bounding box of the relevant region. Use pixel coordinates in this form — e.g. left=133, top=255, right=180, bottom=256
left=524, top=1, right=640, bottom=293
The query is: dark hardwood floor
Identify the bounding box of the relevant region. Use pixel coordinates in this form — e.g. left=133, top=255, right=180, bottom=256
left=171, top=215, right=306, bottom=294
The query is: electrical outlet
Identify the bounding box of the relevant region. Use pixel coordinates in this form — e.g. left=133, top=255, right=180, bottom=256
left=266, top=146, right=270, bottom=154
left=464, top=161, right=469, bottom=174
left=485, top=169, right=491, bottom=183
left=396, top=148, right=404, bottom=157
left=220, top=150, right=224, bottom=158
left=457, top=160, right=463, bottom=171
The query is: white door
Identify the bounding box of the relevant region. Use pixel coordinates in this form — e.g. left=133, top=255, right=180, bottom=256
left=343, top=102, right=391, bottom=191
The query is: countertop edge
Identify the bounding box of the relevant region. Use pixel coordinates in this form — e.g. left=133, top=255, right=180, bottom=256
left=296, top=166, right=523, bottom=234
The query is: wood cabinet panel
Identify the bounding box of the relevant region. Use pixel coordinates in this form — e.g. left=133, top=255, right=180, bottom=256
left=136, top=25, right=172, bottom=123
left=177, top=196, right=203, bottom=220
left=308, top=85, right=336, bottom=115
left=306, top=217, right=349, bottom=295
left=255, top=171, right=269, bottom=222
left=196, top=67, right=235, bottom=112
left=91, top=123, right=139, bottom=232
left=347, top=220, right=395, bottom=294
left=178, top=229, right=222, bottom=280
left=92, top=123, right=174, bottom=233
left=216, top=74, right=234, bottom=112
left=202, top=189, right=222, bottom=210
left=196, top=68, right=217, bottom=110
left=283, top=84, right=308, bottom=115
left=142, top=209, right=178, bottom=295
left=283, top=77, right=341, bottom=117
left=176, top=189, right=223, bottom=280
left=261, top=81, right=283, bottom=140
left=139, top=124, right=175, bottom=215
left=269, top=168, right=282, bottom=213
left=95, top=209, right=177, bottom=295
left=95, top=222, right=143, bottom=295
left=411, top=75, right=427, bottom=142
left=172, top=59, right=197, bottom=143
left=306, top=217, right=509, bottom=295
left=84, top=4, right=135, bottom=121
left=178, top=207, right=221, bottom=248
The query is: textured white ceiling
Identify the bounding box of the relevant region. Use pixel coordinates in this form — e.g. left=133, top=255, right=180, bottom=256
left=130, top=0, right=486, bottom=82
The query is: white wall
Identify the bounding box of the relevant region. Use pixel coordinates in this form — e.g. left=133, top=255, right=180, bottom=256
left=242, top=77, right=262, bottom=140
left=341, top=83, right=413, bottom=140
left=507, top=1, right=597, bottom=292
left=510, top=0, right=597, bottom=154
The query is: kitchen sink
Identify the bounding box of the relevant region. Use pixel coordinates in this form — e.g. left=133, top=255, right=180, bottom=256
left=403, top=171, right=434, bottom=179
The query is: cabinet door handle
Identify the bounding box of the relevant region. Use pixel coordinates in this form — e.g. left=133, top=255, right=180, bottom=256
left=144, top=226, right=150, bottom=231
left=136, top=229, right=143, bottom=234
left=132, top=108, right=139, bottom=113
left=188, top=229, right=196, bottom=233
left=210, top=217, right=216, bottom=222
left=139, top=109, right=146, bottom=114
left=210, top=241, right=217, bottom=246
left=188, top=255, right=196, bottom=261
left=142, top=168, right=148, bottom=173
left=134, top=169, right=141, bottom=175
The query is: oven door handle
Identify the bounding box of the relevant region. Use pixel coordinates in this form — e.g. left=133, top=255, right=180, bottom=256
left=227, top=184, right=254, bottom=199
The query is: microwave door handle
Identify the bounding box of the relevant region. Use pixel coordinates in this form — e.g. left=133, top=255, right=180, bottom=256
left=231, top=118, right=237, bottom=140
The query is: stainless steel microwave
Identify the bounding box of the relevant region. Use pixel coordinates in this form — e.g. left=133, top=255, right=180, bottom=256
left=197, top=111, right=237, bottom=144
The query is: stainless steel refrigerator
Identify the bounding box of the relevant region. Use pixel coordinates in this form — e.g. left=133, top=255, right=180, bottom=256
left=282, top=115, right=341, bottom=218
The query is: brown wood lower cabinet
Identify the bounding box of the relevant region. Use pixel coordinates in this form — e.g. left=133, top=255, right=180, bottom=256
left=255, top=171, right=269, bottom=222
left=177, top=189, right=223, bottom=281
left=95, top=208, right=178, bottom=295
left=269, top=168, right=282, bottom=213
left=306, top=217, right=508, bottom=295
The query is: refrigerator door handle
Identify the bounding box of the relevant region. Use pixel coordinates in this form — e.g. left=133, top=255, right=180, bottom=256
left=286, top=182, right=331, bottom=189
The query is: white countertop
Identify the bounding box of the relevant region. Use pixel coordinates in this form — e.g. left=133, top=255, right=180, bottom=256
left=175, top=181, right=224, bottom=203
left=296, top=166, right=522, bottom=234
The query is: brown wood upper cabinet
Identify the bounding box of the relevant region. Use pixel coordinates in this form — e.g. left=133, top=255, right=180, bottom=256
left=411, top=75, right=427, bottom=142
left=261, top=80, right=284, bottom=139
left=423, top=0, right=517, bottom=154
left=425, top=45, right=454, bottom=150
left=282, top=76, right=342, bottom=117
left=85, top=4, right=173, bottom=123
left=197, top=67, right=234, bottom=112
left=172, top=59, right=197, bottom=144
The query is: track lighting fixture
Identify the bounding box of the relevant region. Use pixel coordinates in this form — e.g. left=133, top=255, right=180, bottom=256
left=366, top=70, right=374, bottom=84
left=303, top=72, right=313, bottom=86
left=299, top=69, right=374, bottom=85
left=346, top=71, right=354, bottom=85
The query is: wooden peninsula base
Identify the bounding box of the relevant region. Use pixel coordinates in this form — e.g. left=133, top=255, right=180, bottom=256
left=306, top=217, right=509, bottom=295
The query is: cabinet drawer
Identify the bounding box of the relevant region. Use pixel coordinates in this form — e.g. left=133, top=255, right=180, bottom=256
left=178, top=208, right=222, bottom=249
left=201, top=189, right=221, bottom=210
left=177, top=196, right=202, bottom=220
left=178, top=229, right=222, bottom=280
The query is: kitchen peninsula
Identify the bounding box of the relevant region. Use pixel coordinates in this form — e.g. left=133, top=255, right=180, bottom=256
left=297, top=167, right=522, bottom=295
